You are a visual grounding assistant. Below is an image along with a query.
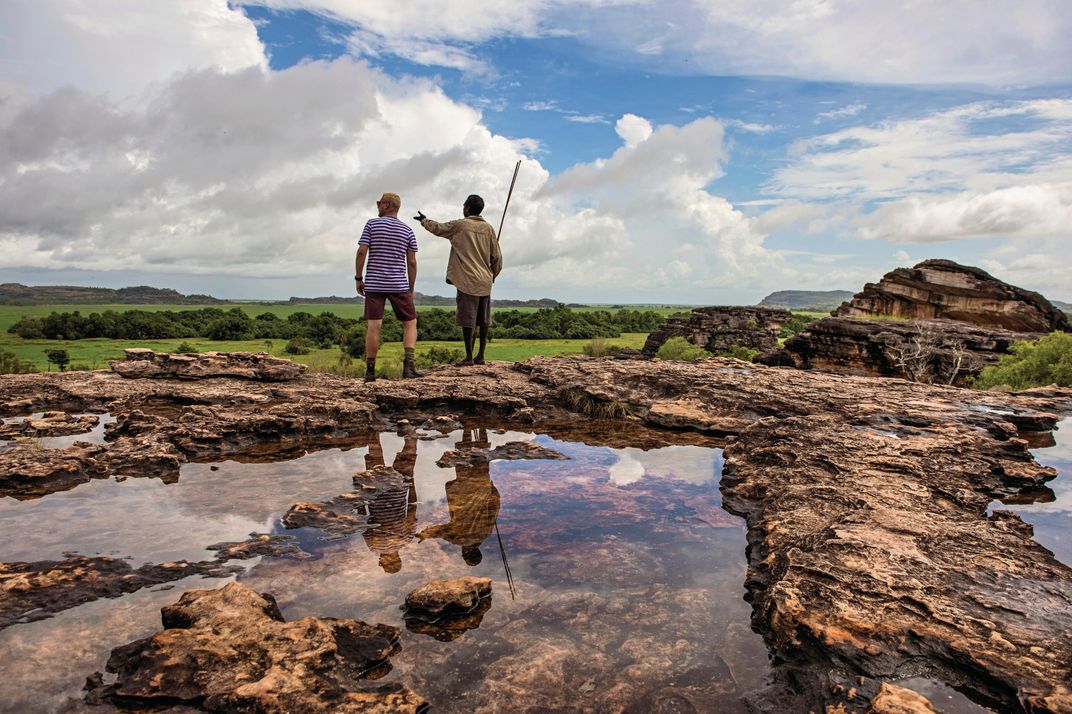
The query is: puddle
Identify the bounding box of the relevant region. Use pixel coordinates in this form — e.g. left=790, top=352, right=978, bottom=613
left=0, top=422, right=768, bottom=711
left=0, top=412, right=116, bottom=449
left=989, top=417, right=1072, bottom=566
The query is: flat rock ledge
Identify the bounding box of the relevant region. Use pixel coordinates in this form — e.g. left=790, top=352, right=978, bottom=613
left=112, top=348, right=306, bottom=381
left=85, top=581, right=427, bottom=713
left=0, top=410, right=99, bottom=439
left=3, top=354, right=1072, bottom=711
left=403, top=577, right=493, bottom=642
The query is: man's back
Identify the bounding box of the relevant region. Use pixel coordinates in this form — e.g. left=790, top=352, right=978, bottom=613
left=420, top=215, right=501, bottom=296
left=360, top=216, right=417, bottom=293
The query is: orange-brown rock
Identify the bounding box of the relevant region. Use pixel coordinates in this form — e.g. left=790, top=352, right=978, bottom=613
left=0, top=410, right=99, bottom=439
left=833, top=259, right=1070, bottom=333
left=111, top=347, right=307, bottom=381
left=85, top=582, right=426, bottom=712
left=3, top=354, right=1072, bottom=711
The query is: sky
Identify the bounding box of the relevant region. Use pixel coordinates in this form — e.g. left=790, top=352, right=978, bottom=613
left=0, top=1, right=1069, bottom=304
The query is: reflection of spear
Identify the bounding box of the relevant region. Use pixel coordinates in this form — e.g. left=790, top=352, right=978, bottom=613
left=497, top=160, right=522, bottom=241
left=494, top=520, right=517, bottom=600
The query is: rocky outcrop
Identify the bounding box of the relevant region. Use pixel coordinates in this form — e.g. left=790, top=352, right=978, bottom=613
left=111, top=347, right=306, bottom=381
left=642, top=306, right=792, bottom=356
left=757, top=316, right=1041, bottom=385
left=834, top=259, right=1070, bottom=333
left=3, top=356, right=1072, bottom=711
left=84, top=582, right=426, bottom=712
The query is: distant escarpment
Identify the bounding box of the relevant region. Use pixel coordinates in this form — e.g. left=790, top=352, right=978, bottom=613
left=288, top=293, right=561, bottom=308
left=758, top=260, right=1069, bottom=384
left=756, top=290, right=853, bottom=312
left=0, top=283, right=223, bottom=305
left=833, top=259, right=1069, bottom=332
left=642, top=307, right=792, bottom=357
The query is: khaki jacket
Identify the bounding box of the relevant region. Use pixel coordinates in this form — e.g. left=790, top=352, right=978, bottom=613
left=420, top=215, right=502, bottom=296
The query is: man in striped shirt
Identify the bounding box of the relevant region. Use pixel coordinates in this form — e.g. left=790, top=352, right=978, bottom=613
left=355, top=192, right=421, bottom=382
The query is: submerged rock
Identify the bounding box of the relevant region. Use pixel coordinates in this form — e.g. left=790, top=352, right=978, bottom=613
left=85, top=582, right=426, bottom=712
left=111, top=348, right=306, bottom=381
left=435, top=440, right=568, bottom=467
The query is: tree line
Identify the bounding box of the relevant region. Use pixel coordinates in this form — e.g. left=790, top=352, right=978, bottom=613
left=9, top=305, right=669, bottom=347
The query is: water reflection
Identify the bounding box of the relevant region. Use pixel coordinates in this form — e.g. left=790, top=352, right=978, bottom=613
left=991, top=418, right=1071, bottom=566
left=419, top=428, right=501, bottom=568
left=0, top=421, right=767, bottom=712
left=362, top=434, right=419, bottom=573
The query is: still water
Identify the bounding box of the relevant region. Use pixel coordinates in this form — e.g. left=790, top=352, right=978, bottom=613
left=0, top=422, right=769, bottom=712
left=994, top=417, right=1072, bottom=566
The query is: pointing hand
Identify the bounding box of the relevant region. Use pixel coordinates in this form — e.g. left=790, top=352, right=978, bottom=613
left=413, top=211, right=426, bottom=221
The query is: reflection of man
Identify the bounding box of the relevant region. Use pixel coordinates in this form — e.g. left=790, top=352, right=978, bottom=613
left=419, top=427, right=500, bottom=565
left=361, top=433, right=418, bottom=573
left=414, top=195, right=502, bottom=365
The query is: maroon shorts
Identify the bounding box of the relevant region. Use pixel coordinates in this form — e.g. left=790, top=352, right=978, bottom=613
left=364, top=291, right=416, bottom=321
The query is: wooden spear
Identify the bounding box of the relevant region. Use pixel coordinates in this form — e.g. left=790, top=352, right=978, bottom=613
left=497, top=160, right=521, bottom=240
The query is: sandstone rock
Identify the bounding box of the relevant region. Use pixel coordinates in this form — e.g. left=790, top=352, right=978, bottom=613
left=85, top=582, right=426, bottom=712
left=867, top=683, right=938, bottom=714
left=642, top=306, right=792, bottom=356
left=421, top=415, right=463, bottom=432
left=758, top=316, right=1040, bottom=385
left=404, top=576, right=492, bottom=618
left=833, top=259, right=1070, bottom=333
left=0, top=441, right=108, bottom=499
left=404, top=596, right=492, bottom=642
left=206, top=533, right=309, bottom=560
left=282, top=466, right=406, bottom=536
left=0, top=411, right=99, bottom=439
left=111, top=348, right=306, bottom=381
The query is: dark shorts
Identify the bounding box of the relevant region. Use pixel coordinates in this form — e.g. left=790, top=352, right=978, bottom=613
left=456, top=291, right=492, bottom=327
left=365, top=291, right=416, bottom=322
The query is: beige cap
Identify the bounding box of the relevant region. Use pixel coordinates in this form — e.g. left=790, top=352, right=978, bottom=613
left=379, top=192, right=401, bottom=209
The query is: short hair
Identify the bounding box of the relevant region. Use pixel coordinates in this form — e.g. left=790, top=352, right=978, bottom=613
left=462, top=545, right=483, bottom=566
left=379, top=192, right=401, bottom=210
left=464, top=194, right=484, bottom=215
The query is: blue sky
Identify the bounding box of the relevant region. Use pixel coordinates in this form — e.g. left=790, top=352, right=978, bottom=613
left=0, top=1, right=1069, bottom=303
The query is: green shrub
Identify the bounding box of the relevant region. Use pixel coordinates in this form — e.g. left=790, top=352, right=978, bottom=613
left=972, top=332, right=1072, bottom=391
left=719, top=344, right=760, bottom=362
left=174, top=341, right=199, bottom=354
left=417, top=346, right=464, bottom=368
left=0, top=348, right=35, bottom=374
left=285, top=337, right=314, bottom=355
left=43, top=348, right=70, bottom=371
left=338, top=326, right=365, bottom=359
left=655, top=337, right=711, bottom=361
left=583, top=338, right=622, bottom=358
left=779, top=313, right=817, bottom=339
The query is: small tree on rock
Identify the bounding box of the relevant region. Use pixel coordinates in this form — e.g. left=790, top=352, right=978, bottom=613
left=44, top=349, right=70, bottom=372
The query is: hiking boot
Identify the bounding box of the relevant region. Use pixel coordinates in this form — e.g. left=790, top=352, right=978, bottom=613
left=364, top=359, right=377, bottom=383
left=473, top=356, right=486, bottom=365
left=459, top=357, right=475, bottom=366
left=402, top=358, right=424, bottom=379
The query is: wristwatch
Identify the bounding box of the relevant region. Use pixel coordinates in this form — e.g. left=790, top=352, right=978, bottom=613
left=354, top=275, right=363, bottom=281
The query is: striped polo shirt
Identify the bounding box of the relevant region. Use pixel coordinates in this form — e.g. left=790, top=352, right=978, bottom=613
left=359, top=216, right=418, bottom=293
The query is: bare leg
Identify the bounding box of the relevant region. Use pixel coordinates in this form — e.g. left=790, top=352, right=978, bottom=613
left=462, top=327, right=475, bottom=363
left=402, top=319, right=417, bottom=349
left=476, top=325, right=488, bottom=363
left=365, top=319, right=382, bottom=358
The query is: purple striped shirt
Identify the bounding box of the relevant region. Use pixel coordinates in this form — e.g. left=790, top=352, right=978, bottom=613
left=359, top=216, right=418, bottom=293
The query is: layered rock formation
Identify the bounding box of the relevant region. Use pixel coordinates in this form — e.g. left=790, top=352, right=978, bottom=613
left=834, top=259, right=1070, bottom=333
left=758, top=315, right=1041, bottom=385
left=642, top=306, right=792, bottom=356
left=84, top=582, right=426, bottom=712
left=2, top=353, right=1072, bottom=711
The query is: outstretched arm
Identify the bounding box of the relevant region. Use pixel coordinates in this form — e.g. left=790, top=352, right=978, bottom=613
left=418, top=216, right=458, bottom=239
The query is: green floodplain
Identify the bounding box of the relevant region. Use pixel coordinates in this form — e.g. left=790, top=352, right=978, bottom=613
left=0, top=303, right=692, bottom=371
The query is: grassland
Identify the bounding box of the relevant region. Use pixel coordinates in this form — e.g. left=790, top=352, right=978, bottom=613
left=0, top=301, right=655, bottom=371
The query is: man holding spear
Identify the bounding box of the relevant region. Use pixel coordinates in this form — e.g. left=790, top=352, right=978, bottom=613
left=415, top=194, right=503, bottom=365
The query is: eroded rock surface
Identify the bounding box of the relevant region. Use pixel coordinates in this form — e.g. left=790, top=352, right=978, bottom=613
left=833, top=259, right=1070, bottom=332
left=757, top=315, right=1040, bottom=384
left=643, top=306, right=792, bottom=356
left=3, top=354, right=1072, bottom=711
left=404, top=576, right=492, bottom=617
left=84, top=582, right=426, bottom=713
left=111, top=348, right=306, bottom=381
